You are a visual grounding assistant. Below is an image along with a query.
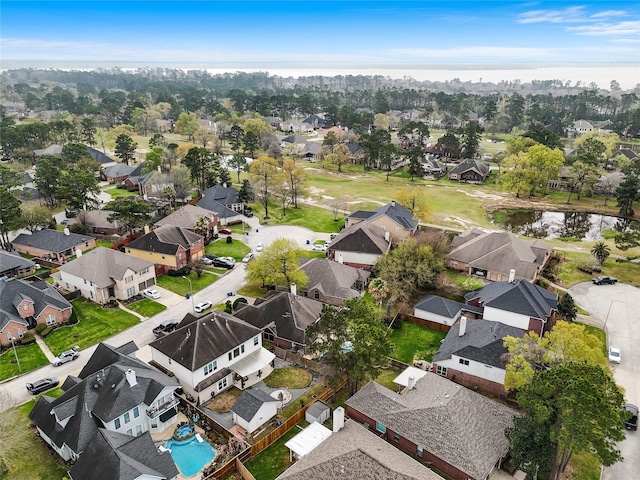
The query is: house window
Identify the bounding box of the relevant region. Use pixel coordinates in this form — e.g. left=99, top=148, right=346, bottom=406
left=140, top=267, right=149, bottom=275
left=233, top=347, right=240, bottom=358
left=204, top=361, right=217, bottom=375
left=125, top=276, right=134, bottom=283
left=126, top=287, right=135, bottom=297
left=314, top=291, right=320, bottom=299
left=133, top=407, right=139, bottom=418
left=85, top=242, right=89, bottom=247
left=264, top=332, right=274, bottom=341
left=126, top=429, right=133, bottom=435
left=241, top=345, right=245, bottom=354
left=253, top=336, right=259, bottom=346
left=124, top=412, right=130, bottom=424
left=17, top=329, right=23, bottom=338
left=376, top=422, right=386, bottom=433
left=393, top=432, right=400, bottom=442
left=417, top=445, right=424, bottom=456
left=135, top=425, right=142, bottom=436
left=228, top=352, right=232, bottom=361
left=217, top=377, right=228, bottom=390
left=451, top=261, right=458, bottom=267
left=6, top=333, right=13, bottom=342
left=114, top=418, right=121, bottom=430
left=436, top=365, right=447, bottom=377
left=46, top=315, right=56, bottom=326
left=459, top=359, right=469, bottom=366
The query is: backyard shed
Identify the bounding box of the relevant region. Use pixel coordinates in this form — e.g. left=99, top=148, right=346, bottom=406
left=285, top=421, right=332, bottom=461
left=305, top=401, right=330, bottom=425
left=231, top=389, right=279, bottom=434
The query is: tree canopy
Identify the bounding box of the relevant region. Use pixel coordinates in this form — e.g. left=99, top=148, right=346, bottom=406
left=245, top=238, right=307, bottom=289
left=105, top=195, right=154, bottom=235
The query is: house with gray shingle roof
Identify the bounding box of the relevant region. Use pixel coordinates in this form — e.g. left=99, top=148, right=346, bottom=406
left=432, top=318, right=525, bottom=396
left=465, top=279, right=558, bottom=336
left=297, top=258, right=370, bottom=306
left=447, top=228, right=553, bottom=283
left=154, top=204, right=218, bottom=238
left=448, top=159, right=491, bottom=183
left=102, top=162, right=136, bottom=183
left=30, top=342, right=180, bottom=463
left=69, top=428, right=178, bottom=480
left=231, top=389, right=279, bottom=434
left=56, top=247, right=156, bottom=304
left=233, top=291, right=323, bottom=352
left=68, top=209, right=126, bottom=236
left=196, top=184, right=245, bottom=225
left=344, top=200, right=418, bottom=242
left=345, top=373, right=516, bottom=480
left=327, top=222, right=391, bottom=270
left=12, top=228, right=96, bottom=262
left=150, top=310, right=275, bottom=403
left=0, top=250, right=36, bottom=278
left=413, top=294, right=482, bottom=326
left=277, top=419, right=445, bottom=480
left=0, top=278, right=72, bottom=346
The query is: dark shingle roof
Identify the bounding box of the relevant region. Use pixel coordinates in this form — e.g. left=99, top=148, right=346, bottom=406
left=12, top=229, right=94, bottom=254
left=78, top=342, right=141, bottom=379
left=433, top=319, right=525, bottom=366
left=69, top=429, right=178, bottom=480
left=103, top=163, right=136, bottom=179
left=231, top=389, right=278, bottom=422
left=0, top=250, right=35, bottom=274
left=449, top=159, right=490, bottom=178
left=198, top=184, right=240, bottom=208
left=298, top=258, right=370, bottom=302
left=329, top=223, right=389, bottom=255
left=127, top=225, right=202, bottom=255
left=0, top=278, right=71, bottom=331
left=414, top=294, right=472, bottom=319
left=346, top=375, right=516, bottom=480
left=154, top=204, right=217, bottom=229
left=150, top=310, right=262, bottom=371
left=368, top=202, right=418, bottom=231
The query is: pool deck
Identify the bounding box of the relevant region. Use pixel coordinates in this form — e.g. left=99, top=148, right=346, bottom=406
left=151, top=412, right=210, bottom=480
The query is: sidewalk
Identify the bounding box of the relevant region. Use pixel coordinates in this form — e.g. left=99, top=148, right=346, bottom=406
left=35, top=335, right=55, bottom=362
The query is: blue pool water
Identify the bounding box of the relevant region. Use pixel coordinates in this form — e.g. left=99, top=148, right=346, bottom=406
left=176, top=424, right=194, bottom=437
left=164, top=436, right=216, bottom=477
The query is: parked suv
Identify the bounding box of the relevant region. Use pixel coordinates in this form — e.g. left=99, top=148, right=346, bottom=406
left=153, top=321, right=179, bottom=337
left=212, top=257, right=234, bottom=269
left=623, top=403, right=638, bottom=431
left=26, top=377, right=59, bottom=394
left=592, top=275, right=617, bottom=285
left=194, top=301, right=213, bottom=313
left=51, top=347, right=79, bottom=367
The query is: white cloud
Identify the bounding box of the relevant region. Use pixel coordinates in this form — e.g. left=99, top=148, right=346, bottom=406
left=567, top=20, right=640, bottom=36
left=518, top=6, right=586, bottom=24
left=589, top=10, right=627, bottom=20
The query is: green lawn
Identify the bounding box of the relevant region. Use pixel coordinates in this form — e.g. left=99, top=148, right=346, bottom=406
left=388, top=321, right=447, bottom=364
left=95, top=239, right=115, bottom=249
left=43, top=298, right=140, bottom=354
left=555, top=250, right=640, bottom=287
left=245, top=425, right=304, bottom=480
left=125, top=298, right=167, bottom=317
left=374, top=368, right=400, bottom=391
left=263, top=367, right=312, bottom=389
left=103, top=186, right=138, bottom=198
left=205, top=238, right=250, bottom=260
left=0, top=343, right=49, bottom=381
left=250, top=201, right=344, bottom=233
left=156, top=271, right=219, bottom=296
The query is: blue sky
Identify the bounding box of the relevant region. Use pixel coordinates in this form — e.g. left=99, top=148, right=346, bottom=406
left=1, top=1, right=639, bottom=83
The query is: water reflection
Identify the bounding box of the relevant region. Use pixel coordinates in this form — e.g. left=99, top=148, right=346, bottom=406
left=495, top=210, right=629, bottom=240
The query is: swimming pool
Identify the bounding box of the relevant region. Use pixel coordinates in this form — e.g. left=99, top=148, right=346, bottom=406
left=164, top=436, right=216, bottom=477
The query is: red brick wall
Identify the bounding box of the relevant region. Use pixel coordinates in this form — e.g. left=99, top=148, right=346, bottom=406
left=439, top=366, right=507, bottom=397
left=0, top=321, right=28, bottom=346
left=36, top=305, right=72, bottom=326
left=17, top=300, right=35, bottom=318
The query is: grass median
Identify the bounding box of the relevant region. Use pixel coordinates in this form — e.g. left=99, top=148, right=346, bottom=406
left=0, top=343, right=49, bottom=381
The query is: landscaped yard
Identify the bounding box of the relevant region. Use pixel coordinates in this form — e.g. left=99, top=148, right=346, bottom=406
left=125, top=298, right=167, bottom=317
left=204, top=237, right=250, bottom=260
left=388, top=321, right=447, bottom=364
left=374, top=368, right=401, bottom=391
left=554, top=250, right=640, bottom=287
left=263, top=367, right=312, bottom=389
left=43, top=298, right=140, bottom=354
left=249, top=201, right=344, bottom=233
left=0, top=343, right=49, bottom=381
left=156, top=271, right=220, bottom=296
left=205, top=387, right=243, bottom=412
left=103, top=186, right=138, bottom=198
left=245, top=423, right=307, bottom=480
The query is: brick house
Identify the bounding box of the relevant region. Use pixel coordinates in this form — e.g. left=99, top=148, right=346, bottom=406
left=12, top=229, right=96, bottom=262
left=297, top=258, right=370, bottom=306
left=448, top=159, right=490, bottom=183
left=0, top=250, right=36, bottom=278
left=154, top=204, right=219, bottom=240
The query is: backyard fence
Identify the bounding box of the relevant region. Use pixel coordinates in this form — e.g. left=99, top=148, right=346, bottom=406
left=235, top=456, right=257, bottom=480
left=397, top=312, right=452, bottom=332
left=272, top=347, right=336, bottom=377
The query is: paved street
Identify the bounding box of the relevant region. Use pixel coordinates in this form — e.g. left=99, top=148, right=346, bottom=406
left=569, top=282, right=640, bottom=480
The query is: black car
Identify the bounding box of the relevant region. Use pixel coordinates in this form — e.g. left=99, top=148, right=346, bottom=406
left=26, top=377, right=59, bottom=395
left=212, top=257, right=234, bottom=269
left=592, top=275, right=618, bottom=285
left=153, top=321, right=179, bottom=337
left=623, top=403, right=638, bottom=431
left=204, top=254, right=218, bottom=261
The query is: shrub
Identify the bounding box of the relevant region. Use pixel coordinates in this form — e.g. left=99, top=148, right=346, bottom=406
left=41, top=327, right=53, bottom=337
left=105, top=299, right=119, bottom=308
left=19, top=331, right=36, bottom=345
left=537, top=278, right=550, bottom=289
left=461, top=277, right=484, bottom=293
left=35, top=323, right=47, bottom=334
left=167, top=266, right=191, bottom=277
left=233, top=297, right=248, bottom=311
left=577, top=259, right=601, bottom=274
left=68, top=310, right=78, bottom=325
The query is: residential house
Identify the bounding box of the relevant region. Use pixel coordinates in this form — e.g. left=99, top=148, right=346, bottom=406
left=102, top=162, right=136, bottom=183
left=12, top=229, right=96, bottom=262
left=125, top=225, right=204, bottom=275
left=0, top=250, right=36, bottom=278
left=34, top=144, right=117, bottom=167
left=197, top=184, right=245, bottom=225
left=30, top=342, right=181, bottom=462
left=413, top=294, right=482, bottom=327
left=121, top=164, right=147, bottom=190
left=281, top=135, right=308, bottom=155
left=422, top=156, right=445, bottom=177
left=547, top=166, right=576, bottom=190
left=277, top=419, right=444, bottom=480
left=69, top=209, right=127, bottom=236
left=281, top=119, right=313, bottom=133
left=297, top=258, right=370, bottom=305
left=302, top=141, right=323, bottom=161
left=0, top=278, right=72, bottom=346
left=346, top=373, right=516, bottom=480
left=448, top=159, right=491, bottom=183
left=264, top=116, right=284, bottom=129
left=69, top=428, right=178, bottom=480
left=149, top=310, right=275, bottom=404
left=447, top=228, right=553, bottom=283
left=56, top=247, right=156, bottom=304
left=231, top=389, right=279, bottom=434
left=568, top=119, right=595, bottom=137
left=154, top=204, right=219, bottom=239
left=233, top=290, right=323, bottom=353
left=344, top=200, right=418, bottom=241
left=327, top=223, right=390, bottom=270
left=465, top=279, right=558, bottom=336
left=303, top=114, right=326, bottom=129
left=432, top=317, right=525, bottom=396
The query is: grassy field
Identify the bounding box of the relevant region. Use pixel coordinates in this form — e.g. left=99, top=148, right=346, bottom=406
left=103, top=186, right=138, bottom=199
left=388, top=321, right=447, bottom=364
left=125, top=298, right=167, bottom=317
left=245, top=425, right=303, bottom=480
left=263, top=367, right=312, bottom=389
left=156, top=271, right=220, bottom=296
left=554, top=250, right=640, bottom=287
left=205, top=237, right=251, bottom=260
left=0, top=343, right=49, bottom=381
left=44, top=299, right=140, bottom=354
left=250, top=201, right=345, bottom=233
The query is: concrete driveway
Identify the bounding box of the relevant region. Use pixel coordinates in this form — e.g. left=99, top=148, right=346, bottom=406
left=237, top=225, right=323, bottom=253
left=569, top=282, right=640, bottom=480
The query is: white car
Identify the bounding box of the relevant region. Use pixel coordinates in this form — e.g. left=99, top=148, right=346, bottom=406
left=242, top=253, right=255, bottom=263
left=194, top=301, right=212, bottom=313
left=312, top=243, right=328, bottom=251
left=608, top=345, right=621, bottom=364
left=255, top=243, right=264, bottom=252
left=143, top=288, right=161, bottom=299
left=220, top=256, right=236, bottom=266
left=51, top=348, right=79, bottom=367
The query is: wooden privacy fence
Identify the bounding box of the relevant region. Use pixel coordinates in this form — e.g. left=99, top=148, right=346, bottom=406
left=397, top=312, right=452, bottom=333
left=272, top=347, right=336, bottom=377
left=235, top=457, right=256, bottom=480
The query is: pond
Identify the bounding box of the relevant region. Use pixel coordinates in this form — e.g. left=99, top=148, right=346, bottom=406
left=493, top=210, right=630, bottom=241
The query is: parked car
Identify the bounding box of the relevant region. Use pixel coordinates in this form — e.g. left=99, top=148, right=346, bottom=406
left=194, top=301, right=212, bottom=313
left=623, top=403, right=638, bottom=431
left=204, top=254, right=218, bottom=261
left=330, top=233, right=339, bottom=240
left=256, top=243, right=264, bottom=252
left=608, top=345, right=621, bottom=363
left=197, top=257, right=213, bottom=265
left=26, top=377, right=59, bottom=394
left=242, top=252, right=255, bottom=263
left=220, top=256, right=236, bottom=266
left=153, top=321, right=179, bottom=337
left=143, top=288, right=161, bottom=299
left=51, top=348, right=79, bottom=367
left=219, top=228, right=232, bottom=235
left=212, top=257, right=234, bottom=269
left=312, top=243, right=328, bottom=251
left=592, top=275, right=617, bottom=285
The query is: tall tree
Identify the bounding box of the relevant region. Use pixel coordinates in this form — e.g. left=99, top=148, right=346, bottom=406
left=79, top=117, right=97, bottom=146
left=238, top=179, right=255, bottom=204
left=20, top=205, right=53, bottom=232
left=249, top=156, right=280, bottom=219
left=616, top=174, right=639, bottom=218
left=174, top=112, right=199, bottom=141
left=143, top=146, right=164, bottom=174
left=324, top=143, right=350, bottom=173
left=458, top=121, right=484, bottom=158
left=566, top=161, right=600, bottom=202
left=322, top=131, right=339, bottom=153
left=242, top=131, right=259, bottom=159
left=0, top=187, right=22, bottom=249
left=306, top=298, right=393, bottom=395
left=182, top=147, right=219, bottom=193
left=34, top=155, right=65, bottom=207
left=61, top=142, right=91, bottom=164
left=105, top=196, right=154, bottom=235
left=228, top=124, right=244, bottom=152
left=246, top=238, right=307, bottom=288
left=281, top=158, right=308, bottom=209
left=556, top=294, right=578, bottom=322
left=114, top=134, right=137, bottom=165
left=396, top=187, right=432, bottom=222
left=56, top=168, right=100, bottom=211
left=590, top=241, right=611, bottom=265
left=228, top=154, right=247, bottom=183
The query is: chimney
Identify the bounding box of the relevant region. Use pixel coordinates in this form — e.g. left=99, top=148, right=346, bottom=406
left=290, top=283, right=297, bottom=296
left=63, top=227, right=70, bottom=236
left=76, top=249, right=82, bottom=257
left=459, top=316, right=467, bottom=336
left=384, top=231, right=390, bottom=242
left=125, top=369, right=137, bottom=387
left=144, top=225, right=150, bottom=234
left=333, top=406, right=345, bottom=433
left=391, top=200, right=396, bottom=208
left=407, top=376, right=416, bottom=391
left=509, top=269, right=516, bottom=283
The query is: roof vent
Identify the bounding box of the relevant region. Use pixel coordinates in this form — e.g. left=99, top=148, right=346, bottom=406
left=93, top=383, right=99, bottom=389
left=111, top=384, right=116, bottom=389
